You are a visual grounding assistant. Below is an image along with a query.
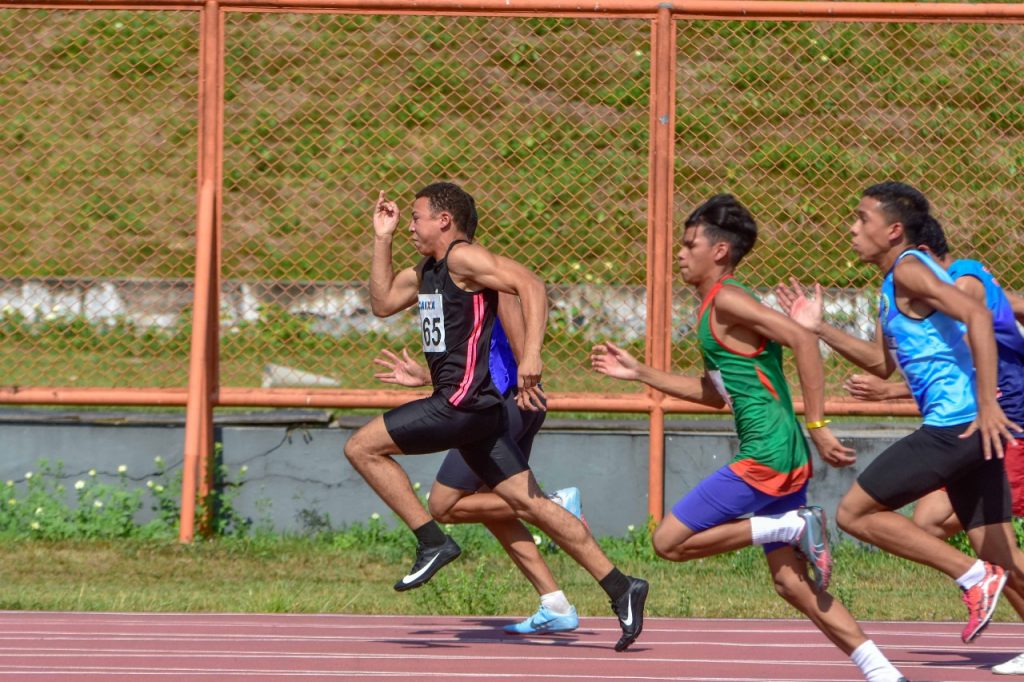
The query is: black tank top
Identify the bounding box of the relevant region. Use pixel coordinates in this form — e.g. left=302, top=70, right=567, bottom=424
left=418, top=240, right=501, bottom=410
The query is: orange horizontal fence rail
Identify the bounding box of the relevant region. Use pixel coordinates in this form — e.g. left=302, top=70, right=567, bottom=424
left=2, top=0, right=1019, bottom=539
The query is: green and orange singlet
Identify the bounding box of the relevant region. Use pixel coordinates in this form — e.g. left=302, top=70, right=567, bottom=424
left=697, top=275, right=811, bottom=496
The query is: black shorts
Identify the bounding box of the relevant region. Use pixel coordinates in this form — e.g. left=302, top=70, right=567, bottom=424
left=858, top=423, right=1011, bottom=530
left=383, top=392, right=529, bottom=489
left=435, top=391, right=546, bottom=492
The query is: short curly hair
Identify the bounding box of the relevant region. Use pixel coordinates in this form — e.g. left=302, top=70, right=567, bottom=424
left=415, top=182, right=475, bottom=235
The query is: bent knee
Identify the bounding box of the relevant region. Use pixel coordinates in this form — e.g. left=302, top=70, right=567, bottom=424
left=427, top=497, right=456, bottom=523
left=835, top=502, right=859, bottom=534
left=652, top=536, right=683, bottom=562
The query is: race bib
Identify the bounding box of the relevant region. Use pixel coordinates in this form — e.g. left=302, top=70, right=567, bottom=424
left=418, top=293, right=446, bottom=353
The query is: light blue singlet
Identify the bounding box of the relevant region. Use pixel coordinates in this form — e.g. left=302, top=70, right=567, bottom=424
left=879, top=250, right=976, bottom=426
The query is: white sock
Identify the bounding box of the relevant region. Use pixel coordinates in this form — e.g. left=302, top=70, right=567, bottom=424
left=750, top=510, right=804, bottom=545
left=540, top=590, right=572, bottom=614
left=851, top=640, right=903, bottom=682
left=956, top=559, right=987, bottom=590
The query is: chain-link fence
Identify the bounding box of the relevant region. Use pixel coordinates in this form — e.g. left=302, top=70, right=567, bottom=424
left=1, top=9, right=199, bottom=389
left=218, top=13, right=651, bottom=395
left=4, top=5, right=1021, bottom=406
left=670, top=19, right=1024, bottom=386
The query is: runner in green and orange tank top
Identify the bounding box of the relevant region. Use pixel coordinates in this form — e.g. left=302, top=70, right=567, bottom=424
left=592, top=195, right=907, bottom=682
left=698, top=274, right=811, bottom=497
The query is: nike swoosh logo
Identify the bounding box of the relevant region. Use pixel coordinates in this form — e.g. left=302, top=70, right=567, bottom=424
left=401, top=553, right=441, bottom=585
left=621, top=598, right=633, bottom=627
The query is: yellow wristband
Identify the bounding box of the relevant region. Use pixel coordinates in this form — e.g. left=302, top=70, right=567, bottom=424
left=805, top=419, right=832, bottom=430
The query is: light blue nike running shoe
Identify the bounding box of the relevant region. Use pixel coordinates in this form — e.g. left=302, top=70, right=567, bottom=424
left=549, top=487, right=583, bottom=521
left=503, top=606, right=579, bottom=634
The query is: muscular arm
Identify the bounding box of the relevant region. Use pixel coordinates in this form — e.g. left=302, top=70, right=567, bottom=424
left=447, top=243, right=547, bottom=389
left=775, top=279, right=894, bottom=378
left=715, top=287, right=828, bottom=423
left=590, top=342, right=725, bottom=408
left=367, top=192, right=420, bottom=317
left=369, top=246, right=420, bottom=317
left=496, top=292, right=526, bottom=362
left=716, top=286, right=856, bottom=466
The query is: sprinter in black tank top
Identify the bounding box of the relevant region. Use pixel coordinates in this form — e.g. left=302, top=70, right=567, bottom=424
left=343, top=182, right=649, bottom=651
left=418, top=239, right=502, bottom=410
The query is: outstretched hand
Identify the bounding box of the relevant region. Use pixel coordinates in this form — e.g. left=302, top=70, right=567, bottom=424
left=373, top=190, right=400, bottom=238
left=373, top=348, right=429, bottom=387
left=775, top=277, right=824, bottom=333
left=591, top=341, right=640, bottom=381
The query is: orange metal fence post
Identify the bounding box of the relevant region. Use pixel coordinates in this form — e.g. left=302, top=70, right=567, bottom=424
left=644, top=6, right=677, bottom=524
left=180, top=0, right=223, bottom=543
left=196, top=0, right=225, bottom=536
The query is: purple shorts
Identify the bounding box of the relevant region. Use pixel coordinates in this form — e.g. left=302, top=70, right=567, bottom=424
left=671, top=466, right=807, bottom=554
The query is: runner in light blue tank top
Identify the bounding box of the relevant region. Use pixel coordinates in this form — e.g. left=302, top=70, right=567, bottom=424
left=879, top=249, right=976, bottom=426
left=776, top=182, right=1023, bottom=649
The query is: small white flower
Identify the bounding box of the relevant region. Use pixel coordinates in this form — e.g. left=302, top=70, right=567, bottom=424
left=34, top=507, right=43, bottom=516
left=153, top=456, right=164, bottom=465
left=93, top=500, right=103, bottom=508
left=424, top=492, right=430, bottom=501
left=239, top=465, right=248, bottom=474
left=117, top=465, right=127, bottom=474
left=24, top=472, right=32, bottom=480
left=146, top=480, right=154, bottom=488
left=2, top=305, right=12, bottom=315
left=44, top=312, right=57, bottom=322
left=5, top=480, right=13, bottom=487
left=74, top=480, right=85, bottom=490
left=627, top=524, right=636, bottom=532
left=154, top=485, right=164, bottom=493
left=444, top=524, right=453, bottom=532
left=88, top=469, right=97, bottom=477
left=412, top=482, right=421, bottom=491
left=30, top=521, right=40, bottom=530
left=370, top=512, right=381, bottom=520
left=532, top=534, right=543, bottom=546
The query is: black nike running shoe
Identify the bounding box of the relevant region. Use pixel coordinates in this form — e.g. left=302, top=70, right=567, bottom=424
left=393, top=535, right=461, bottom=592
left=610, top=576, right=649, bottom=651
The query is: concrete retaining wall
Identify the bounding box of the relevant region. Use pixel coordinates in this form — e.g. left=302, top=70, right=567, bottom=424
left=0, top=409, right=915, bottom=538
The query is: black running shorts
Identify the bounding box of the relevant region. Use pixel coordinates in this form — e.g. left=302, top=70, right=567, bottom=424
left=858, top=423, right=1011, bottom=530
left=383, top=392, right=529, bottom=489
left=435, top=390, right=546, bottom=492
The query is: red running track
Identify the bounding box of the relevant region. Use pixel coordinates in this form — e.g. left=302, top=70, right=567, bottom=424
left=0, top=611, right=1020, bottom=681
